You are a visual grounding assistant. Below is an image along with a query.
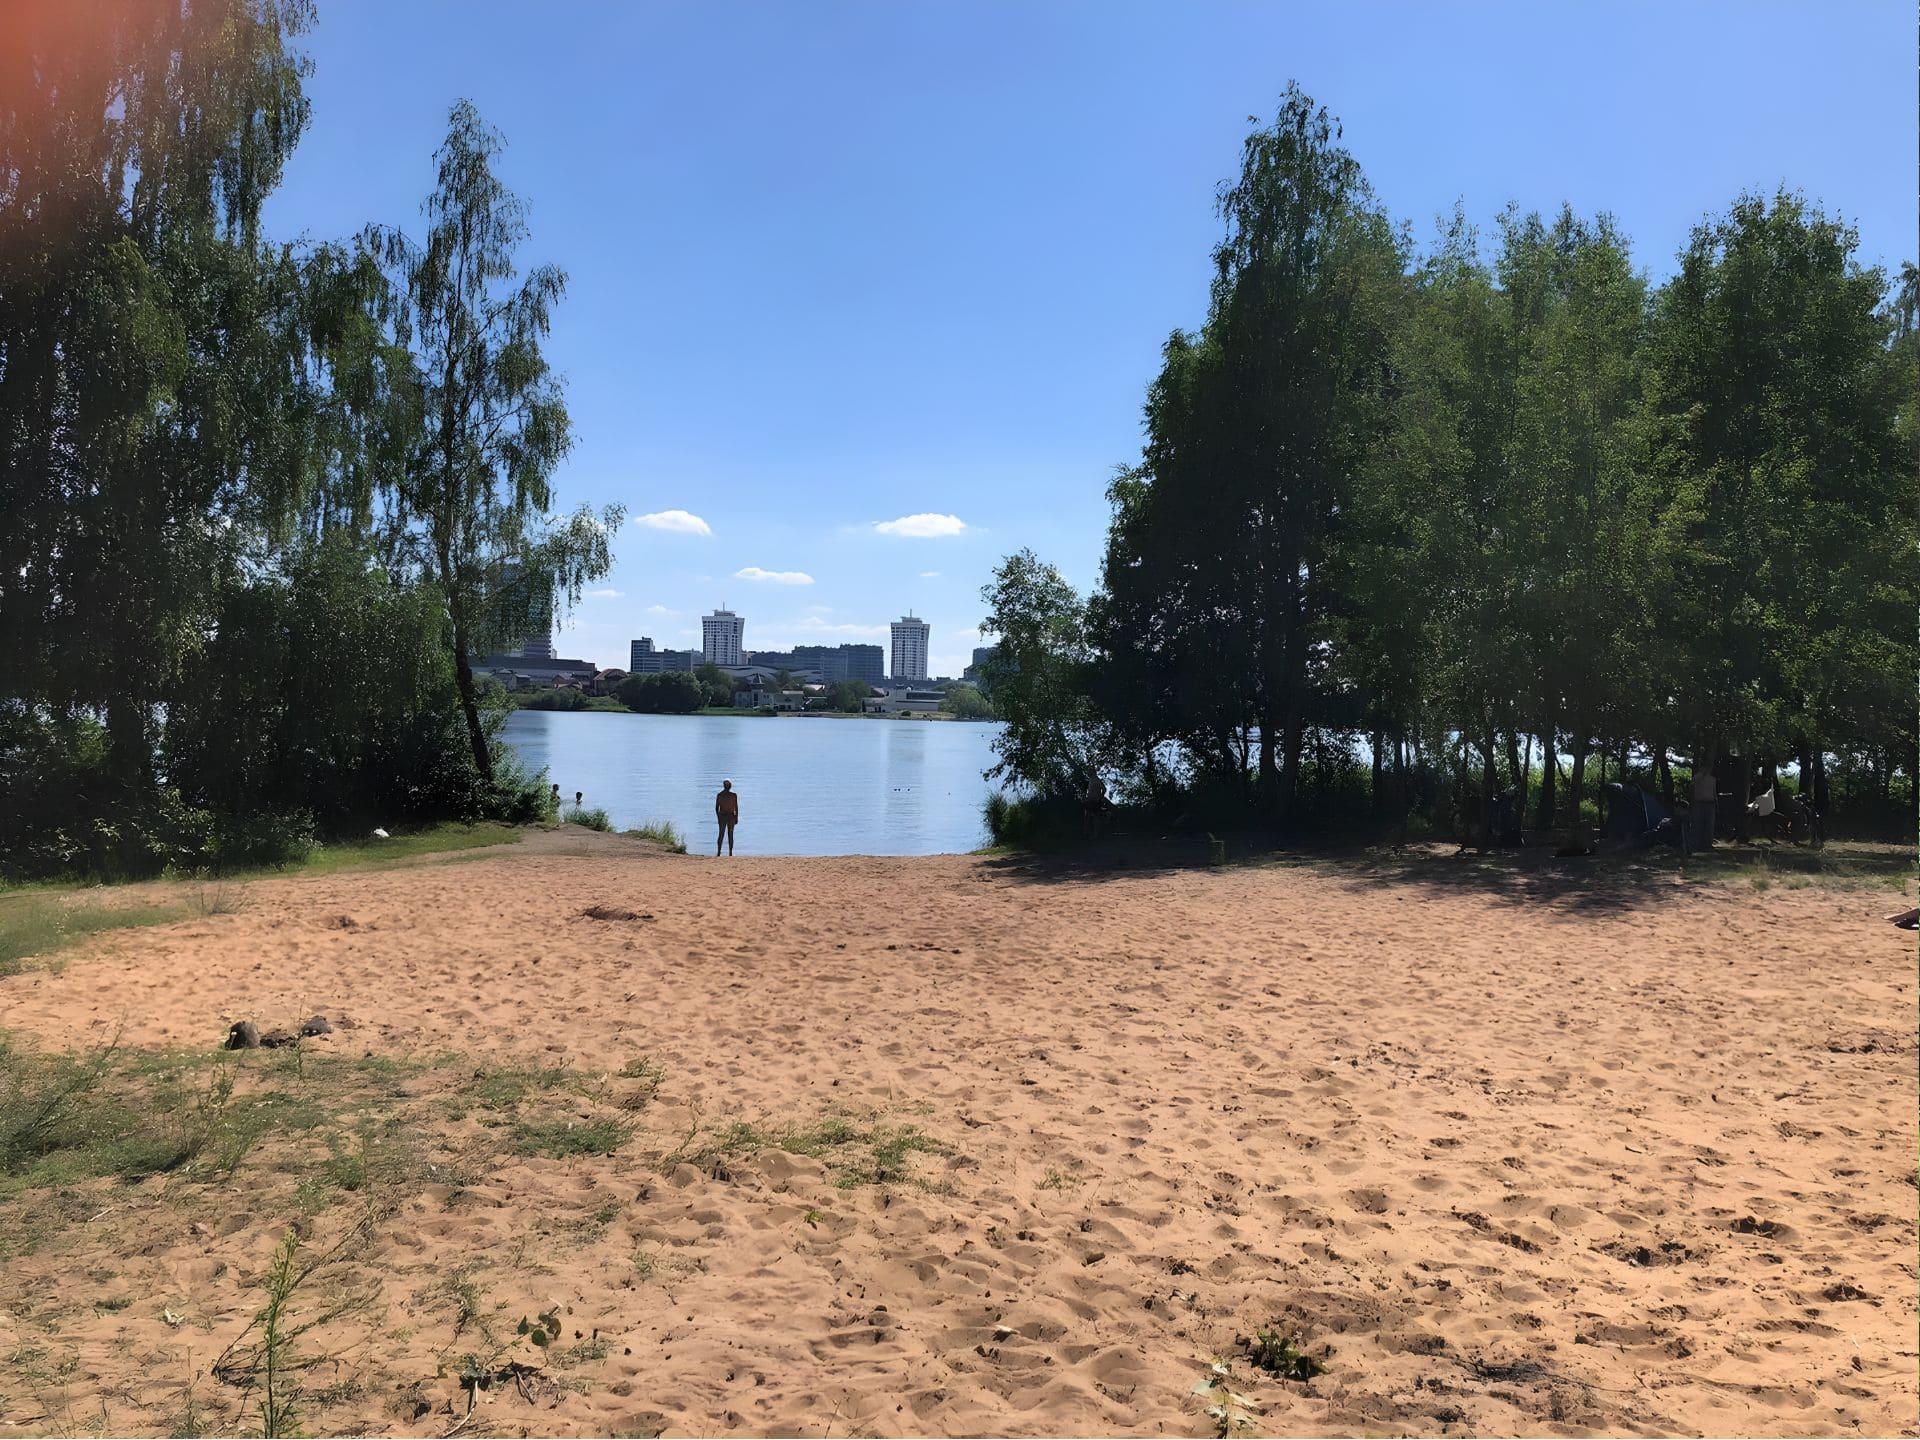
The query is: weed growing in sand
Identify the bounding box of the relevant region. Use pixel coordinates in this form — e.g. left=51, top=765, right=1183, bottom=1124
left=1191, top=1360, right=1262, bottom=1435
left=561, top=805, right=613, bottom=832
left=661, top=1113, right=942, bottom=1188
left=512, top=1116, right=632, bottom=1158
left=457, top=1061, right=605, bottom=1117
left=438, top=1265, right=492, bottom=1339
left=189, top=881, right=245, bottom=917
left=618, top=1055, right=666, bottom=1089
left=1242, top=1325, right=1326, bottom=1381
left=625, top=820, right=687, bottom=853
left=214, top=1219, right=378, bottom=1438
left=1038, top=1167, right=1081, bottom=1192
left=0, top=1036, right=264, bottom=1198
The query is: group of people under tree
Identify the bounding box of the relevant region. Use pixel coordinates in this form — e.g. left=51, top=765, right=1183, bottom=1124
left=980, top=85, right=1916, bottom=850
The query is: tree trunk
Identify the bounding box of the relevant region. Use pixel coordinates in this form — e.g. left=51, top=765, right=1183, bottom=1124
left=1519, top=733, right=1533, bottom=823
left=1535, top=731, right=1558, bottom=830
left=447, top=590, right=494, bottom=783
left=1504, top=730, right=1525, bottom=819
left=1479, top=724, right=1497, bottom=848
left=1370, top=729, right=1385, bottom=818
left=1256, top=707, right=1280, bottom=811
left=1394, top=733, right=1409, bottom=827
left=1656, top=748, right=1675, bottom=809
left=1689, top=737, right=1719, bottom=850
left=1277, top=710, right=1306, bottom=822
left=1567, top=734, right=1590, bottom=844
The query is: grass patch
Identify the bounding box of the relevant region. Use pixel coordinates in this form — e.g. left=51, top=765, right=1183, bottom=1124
left=624, top=820, right=686, bottom=853
left=511, top=1116, right=632, bottom=1158
left=1678, top=840, right=1915, bottom=893
left=0, top=1035, right=266, bottom=1196
left=291, top=822, right=520, bottom=876
left=0, top=893, right=196, bottom=976
left=664, top=1113, right=942, bottom=1188
left=560, top=806, right=613, bottom=832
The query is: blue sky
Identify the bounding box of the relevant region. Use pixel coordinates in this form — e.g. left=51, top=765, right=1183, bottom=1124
left=264, top=2, right=1914, bottom=675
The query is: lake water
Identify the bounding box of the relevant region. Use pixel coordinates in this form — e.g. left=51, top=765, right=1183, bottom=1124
left=501, top=710, right=1006, bottom=855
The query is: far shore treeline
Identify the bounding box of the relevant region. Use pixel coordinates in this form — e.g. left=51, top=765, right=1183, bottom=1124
left=1, top=1, right=621, bottom=879
left=980, top=86, right=1915, bottom=850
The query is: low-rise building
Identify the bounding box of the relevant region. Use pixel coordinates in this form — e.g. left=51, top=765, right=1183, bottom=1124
left=863, top=686, right=945, bottom=715
left=471, top=653, right=597, bottom=690
left=629, top=637, right=697, bottom=672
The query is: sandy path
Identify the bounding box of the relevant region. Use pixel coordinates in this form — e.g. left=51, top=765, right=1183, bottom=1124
left=1, top=845, right=1913, bottom=1436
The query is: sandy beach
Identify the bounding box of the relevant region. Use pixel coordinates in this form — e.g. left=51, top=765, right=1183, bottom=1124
left=0, top=834, right=1913, bottom=1437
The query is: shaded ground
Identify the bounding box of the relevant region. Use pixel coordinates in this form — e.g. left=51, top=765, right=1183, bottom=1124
left=0, top=840, right=1913, bottom=1436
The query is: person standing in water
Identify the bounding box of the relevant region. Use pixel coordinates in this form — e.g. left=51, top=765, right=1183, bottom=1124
left=715, top=779, right=739, bottom=856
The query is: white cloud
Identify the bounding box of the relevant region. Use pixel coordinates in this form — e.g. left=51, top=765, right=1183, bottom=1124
left=634, top=509, right=712, bottom=536
left=805, top=603, right=833, bottom=615
left=586, top=588, right=623, bottom=599
left=874, top=512, right=967, bottom=539
left=735, top=566, right=814, bottom=586
left=645, top=603, right=677, bottom=616
left=918, top=570, right=940, bottom=579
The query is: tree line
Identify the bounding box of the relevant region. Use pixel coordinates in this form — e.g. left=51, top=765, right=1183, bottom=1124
left=983, top=85, right=1916, bottom=848
left=0, top=0, right=617, bottom=877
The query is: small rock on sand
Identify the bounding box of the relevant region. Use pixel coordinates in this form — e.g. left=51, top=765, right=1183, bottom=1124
left=224, top=1020, right=261, bottom=1049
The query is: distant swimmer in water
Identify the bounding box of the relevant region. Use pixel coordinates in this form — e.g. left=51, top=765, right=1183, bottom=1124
left=715, top=780, right=739, bottom=856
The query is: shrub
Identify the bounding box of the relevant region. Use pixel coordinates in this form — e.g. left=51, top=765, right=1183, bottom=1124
left=517, top=687, right=588, bottom=711
left=625, top=820, right=686, bottom=853
left=615, top=671, right=703, bottom=714
left=209, top=810, right=316, bottom=871
left=561, top=805, right=612, bottom=832
left=982, top=790, right=1079, bottom=847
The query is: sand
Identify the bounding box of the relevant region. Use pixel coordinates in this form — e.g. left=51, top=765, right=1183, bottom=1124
left=0, top=835, right=1913, bottom=1436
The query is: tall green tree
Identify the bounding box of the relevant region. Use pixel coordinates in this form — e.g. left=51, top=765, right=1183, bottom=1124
left=377, top=101, right=617, bottom=780
left=1501, top=207, right=1650, bottom=832
left=0, top=0, right=317, bottom=779
left=1090, top=87, right=1403, bottom=818
left=1644, top=193, right=1901, bottom=844
left=980, top=550, right=1094, bottom=796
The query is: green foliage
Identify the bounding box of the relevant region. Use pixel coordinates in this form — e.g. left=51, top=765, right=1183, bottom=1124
left=982, top=791, right=1077, bottom=848
left=616, top=671, right=704, bottom=714
left=515, top=687, right=590, bottom=711
left=372, top=100, right=621, bottom=780
left=511, top=1116, right=632, bottom=1158
left=625, top=820, right=687, bottom=853
left=694, top=663, right=737, bottom=708
left=941, top=683, right=995, bottom=720
left=0, top=18, right=597, bottom=880
left=0, top=1037, right=260, bottom=1192
left=824, top=679, right=876, bottom=713
left=995, top=85, right=1916, bottom=846
left=560, top=805, right=611, bottom=832
left=1244, top=1326, right=1325, bottom=1381
left=979, top=549, right=1096, bottom=797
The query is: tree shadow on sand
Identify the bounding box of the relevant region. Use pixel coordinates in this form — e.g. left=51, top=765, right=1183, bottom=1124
left=981, top=833, right=1912, bottom=917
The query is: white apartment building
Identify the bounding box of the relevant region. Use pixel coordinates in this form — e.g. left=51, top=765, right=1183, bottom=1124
left=890, top=613, right=930, bottom=682
left=702, top=608, right=745, bottom=667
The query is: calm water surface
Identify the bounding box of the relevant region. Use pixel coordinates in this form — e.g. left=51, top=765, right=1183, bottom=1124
left=501, top=710, right=1005, bottom=855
